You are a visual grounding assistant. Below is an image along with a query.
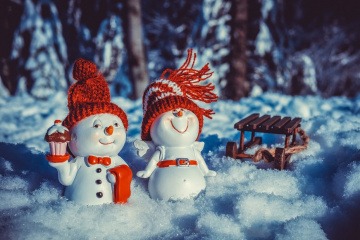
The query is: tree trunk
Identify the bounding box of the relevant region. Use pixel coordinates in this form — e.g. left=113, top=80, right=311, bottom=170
left=223, top=0, right=250, bottom=100
left=124, top=0, right=149, bottom=99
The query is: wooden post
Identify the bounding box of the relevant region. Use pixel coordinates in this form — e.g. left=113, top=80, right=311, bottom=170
left=240, top=131, right=245, bottom=151
left=291, top=128, right=298, bottom=146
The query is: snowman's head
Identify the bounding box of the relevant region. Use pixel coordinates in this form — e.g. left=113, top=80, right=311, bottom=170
left=150, top=108, right=199, bottom=147
left=69, top=113, right=126, bottom=157
left=140, top=49, right=218, bottom=142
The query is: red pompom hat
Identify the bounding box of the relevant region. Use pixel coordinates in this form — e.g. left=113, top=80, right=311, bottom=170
left=141, top=49, right=218, bottom=141
left=63, top=58, right=128, bottom=130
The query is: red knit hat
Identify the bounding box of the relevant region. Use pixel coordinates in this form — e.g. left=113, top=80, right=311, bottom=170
left=141, top=49, right=218, bottom=141
left=63, top=58, right=128, bottom=130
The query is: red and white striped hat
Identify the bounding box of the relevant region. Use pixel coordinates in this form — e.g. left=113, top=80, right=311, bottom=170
left=141, top=49, right=218, bottom=141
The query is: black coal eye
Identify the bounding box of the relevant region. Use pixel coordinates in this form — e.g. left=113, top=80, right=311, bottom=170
left=93, top=121, right=102, bottom=128
left=93, top=120, right=102, bottom=128
left=114, top=122, right=119, bottom=127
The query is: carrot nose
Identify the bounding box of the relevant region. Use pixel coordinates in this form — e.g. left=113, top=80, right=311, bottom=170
left=177, top=111, right=183, bottom=117
left=105, top=126, right=114, bottom=135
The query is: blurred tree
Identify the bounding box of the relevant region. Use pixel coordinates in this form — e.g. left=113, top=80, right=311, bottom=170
left=124, top=0, right=149, bottom=99
left=0, top=0, right=23, bottom=95
left=143, top=0, right=202, bottom=80
left=196, top=0, right=250, bottom=100
left=196, top=0, right=231, bottom=97
left=2, top=0, right=359, bottom=99
left=94, top=14, right=131, bottom=97
left=248, top=0, right=360, bottom=97
left=0, top=75, right=10, bottom=98
left=58, top=0, right=133, bottom=97
left=95, top=15, right=124, bottom=83
left=223, top=0, right=250, bottom=100
left=11, top=0, right=68, bottom=100
left=56, top=0, right=112, bottom=86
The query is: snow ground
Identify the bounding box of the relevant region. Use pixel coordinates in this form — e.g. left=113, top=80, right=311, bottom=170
left=0, top=92, right=359, bottom=239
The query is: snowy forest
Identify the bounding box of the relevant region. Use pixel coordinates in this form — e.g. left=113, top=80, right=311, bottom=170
left=1, top=0, right=360, bottom=99
left=1, top=0, right=360, bottom=240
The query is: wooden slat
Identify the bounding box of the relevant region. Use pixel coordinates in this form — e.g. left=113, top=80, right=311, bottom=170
left=234, top=113, right=259, bottom=129
left=283, top=117, right=302, bottom=134
left=248, top=115, right=270, bottom=129
left=272, top=117, right=291, bottom=129
left=259, top=116, right=281, bottom=130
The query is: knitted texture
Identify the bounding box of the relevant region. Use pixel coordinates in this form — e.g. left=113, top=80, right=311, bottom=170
left=72, top=58, right=97, bottom=81
left=141, top=49, right=218, bottom=141
left=63, top=58, right=128, bottom=130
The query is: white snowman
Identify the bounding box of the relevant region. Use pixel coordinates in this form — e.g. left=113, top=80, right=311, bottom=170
left=45, top=59, right=132, bottom=205
left=135, top=49, right=218, bottom=201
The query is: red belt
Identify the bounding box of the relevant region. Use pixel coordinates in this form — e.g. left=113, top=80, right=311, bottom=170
left=157, top=158, right=198, bottom=168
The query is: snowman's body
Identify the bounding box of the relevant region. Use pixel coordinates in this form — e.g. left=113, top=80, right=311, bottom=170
left=148, top=145, right=206, bottom=200
left=136, top=109, right=216, bottom=200
left=51, top=155, right=127, bottom=205
left=49, top=113, right=129, bottom=205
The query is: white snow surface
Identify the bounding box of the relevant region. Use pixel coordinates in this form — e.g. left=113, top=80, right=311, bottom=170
left=0, top=92, right=359, bottom=239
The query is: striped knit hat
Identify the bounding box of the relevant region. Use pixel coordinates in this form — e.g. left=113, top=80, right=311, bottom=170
left=141, top=49, right=218, bottom=141
left=63, top=58, right=128, bottom=130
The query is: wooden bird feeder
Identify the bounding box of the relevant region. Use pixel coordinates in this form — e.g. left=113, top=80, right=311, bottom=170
left=226, top=113, right=308, bottom=170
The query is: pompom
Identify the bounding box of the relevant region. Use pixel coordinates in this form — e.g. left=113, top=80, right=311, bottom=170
left=72, top=58, right=98, bottom=81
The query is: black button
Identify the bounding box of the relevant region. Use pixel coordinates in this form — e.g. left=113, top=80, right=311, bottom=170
left=96, top=192, right=103, bottom=198
left=96, top=168, right=102, bottom=173
left=96, top=179, right=102, bottom=184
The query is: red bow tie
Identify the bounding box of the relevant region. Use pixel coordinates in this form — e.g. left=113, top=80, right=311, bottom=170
left=88, top=156, right=111, bottom=166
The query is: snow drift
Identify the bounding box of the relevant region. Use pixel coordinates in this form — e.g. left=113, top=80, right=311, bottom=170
left=0, top=92, right=359, bottom=239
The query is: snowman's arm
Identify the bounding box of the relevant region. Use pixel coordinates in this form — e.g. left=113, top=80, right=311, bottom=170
left=133, top=139, right=156, bottom=159
left=49, top=158, right=80, bottom=186
left=136, top=150, right=161, bottom=178
left=195, top=151, right=216, bottom=177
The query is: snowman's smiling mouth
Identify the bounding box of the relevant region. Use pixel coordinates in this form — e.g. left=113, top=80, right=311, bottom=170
left=99, top=140, right=115, bottom=145
left=170, top=120, right=189, bottom=134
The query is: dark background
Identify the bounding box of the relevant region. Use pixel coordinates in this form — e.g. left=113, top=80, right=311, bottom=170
left=1, top=0, right=360, bottom=99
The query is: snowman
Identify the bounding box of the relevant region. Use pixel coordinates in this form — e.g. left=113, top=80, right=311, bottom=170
left=45, top=59, right=132, bottom=205
left=135, top=49, right=218, bottom=201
